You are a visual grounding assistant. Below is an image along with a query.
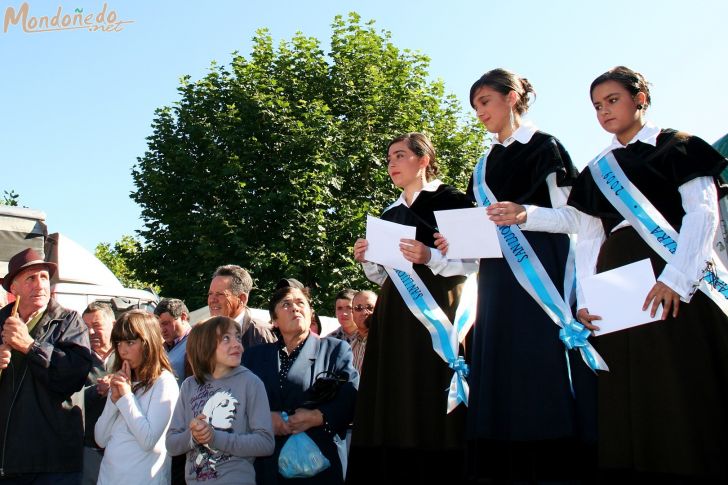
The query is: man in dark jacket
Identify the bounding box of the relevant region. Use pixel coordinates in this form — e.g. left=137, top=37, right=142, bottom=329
left=80, top=301, right=116, bottom=485
left=0, top=248, right=92, bottom=484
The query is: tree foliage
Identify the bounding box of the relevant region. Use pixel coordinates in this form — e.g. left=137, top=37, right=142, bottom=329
left=1, top=190, right=19, bottom=206
left=131, top=13, right=485, bottom=310
left=95, top=235, right=159, bottom=292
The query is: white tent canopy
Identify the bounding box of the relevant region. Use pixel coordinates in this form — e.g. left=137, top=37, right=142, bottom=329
left=0, top=206, right=47, bottom=276
left=45, top=233, right=123, bottom=287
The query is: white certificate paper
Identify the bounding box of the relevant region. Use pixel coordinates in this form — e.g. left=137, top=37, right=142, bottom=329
left=364, top=215, right=417, bottom=272
left=581, top=258, right=661, bottom=336
left=434, top=207, right=502, bottom=259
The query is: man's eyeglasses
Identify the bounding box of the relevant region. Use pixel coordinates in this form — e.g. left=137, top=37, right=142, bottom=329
left=354, top=304, right=375, bottom=313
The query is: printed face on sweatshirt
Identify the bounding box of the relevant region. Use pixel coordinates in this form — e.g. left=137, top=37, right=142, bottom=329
left=191, top=387, right=240, bottom=480
left=203, top=389, right=239, bottom=430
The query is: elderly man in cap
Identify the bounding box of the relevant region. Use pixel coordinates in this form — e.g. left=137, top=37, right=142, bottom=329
left=207, top=264, right=277, bottom=350
left=0, top=248, right=92, bottom=484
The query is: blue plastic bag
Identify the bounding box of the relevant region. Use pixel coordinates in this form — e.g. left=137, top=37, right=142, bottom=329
left=278, top=412, right=331, bottom=478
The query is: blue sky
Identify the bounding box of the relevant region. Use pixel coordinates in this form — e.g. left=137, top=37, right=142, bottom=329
left=1, top=0, right=726, bottom=252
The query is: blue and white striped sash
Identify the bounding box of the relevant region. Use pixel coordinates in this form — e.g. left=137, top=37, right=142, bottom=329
left=472, top=153, right=608, bottom=375
left=386, top=267, right=477, bottom=413
left=589, top=152, right=728, bottom=317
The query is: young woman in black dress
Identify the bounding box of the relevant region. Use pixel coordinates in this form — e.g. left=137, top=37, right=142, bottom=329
left=347, top=133, right=475, bottom=484
left=436, top=68, right=598, bottom=483
left=569, top=66, right=728, bottom=482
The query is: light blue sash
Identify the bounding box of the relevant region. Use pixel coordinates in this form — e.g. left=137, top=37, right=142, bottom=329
left=472, top=153, right=609, bottom=375
left=589, top=152, right=728, bottom=316
left=385, top=267, right=477, bottom=413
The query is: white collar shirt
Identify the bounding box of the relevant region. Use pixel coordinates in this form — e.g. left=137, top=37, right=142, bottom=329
left=387, top=178, right=443, bottom=210
left=597, top=121, right=660, bottom=159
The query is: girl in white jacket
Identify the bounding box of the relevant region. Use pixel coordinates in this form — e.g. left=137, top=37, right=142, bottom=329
left=95, top=310, right=179, bottom=484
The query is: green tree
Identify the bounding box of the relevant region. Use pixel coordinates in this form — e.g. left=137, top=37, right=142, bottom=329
left=131, top=12, right=485, bottom=310
left=1, top=190, right=19, bottom=206
left=95, top=235, right=159, bottom=292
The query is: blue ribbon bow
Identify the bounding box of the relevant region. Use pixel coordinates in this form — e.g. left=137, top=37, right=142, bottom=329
left=559, top=319, right=600, bottom=372
left=448, top=356, right=469, bottom=378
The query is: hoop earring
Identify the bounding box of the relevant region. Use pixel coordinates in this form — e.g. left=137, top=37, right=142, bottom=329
left=636, top=104, right=643, bottom=110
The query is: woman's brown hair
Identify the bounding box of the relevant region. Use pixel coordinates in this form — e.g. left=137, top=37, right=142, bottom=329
left=387, top=132, right=440, bottom=182
left=186, top=316, right=240, bottom=385
left=111, top=310, right=173, bottom=393
left=469, top=68, right=536, bottom=116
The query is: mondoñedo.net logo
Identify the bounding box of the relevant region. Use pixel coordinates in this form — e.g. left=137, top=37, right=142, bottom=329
left=3, top=2, right=134, bottom=33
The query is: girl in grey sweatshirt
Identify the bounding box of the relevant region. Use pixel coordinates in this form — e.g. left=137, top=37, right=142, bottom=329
left=166, top=316, right=274, bottom=484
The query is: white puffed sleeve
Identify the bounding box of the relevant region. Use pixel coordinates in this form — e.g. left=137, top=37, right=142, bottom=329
left=657, top=176, right=719, bottom=301
left=520, top=173, right=581, bottom=234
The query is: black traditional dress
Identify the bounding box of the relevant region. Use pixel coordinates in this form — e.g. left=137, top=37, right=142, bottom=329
left=346, top=182, right=474, bottom=484
left=568, top=127, right=728, bottom=481
left=467, top=128, right=598, bottom=482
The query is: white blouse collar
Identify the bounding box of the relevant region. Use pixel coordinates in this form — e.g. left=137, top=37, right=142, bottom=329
left=494, top=121, right=538, bottom=148
left=593, top=121, right=661, bottom=162
left=388, top=179, right=443, bottom=210
left=607, top=121, right=661, bottom=150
